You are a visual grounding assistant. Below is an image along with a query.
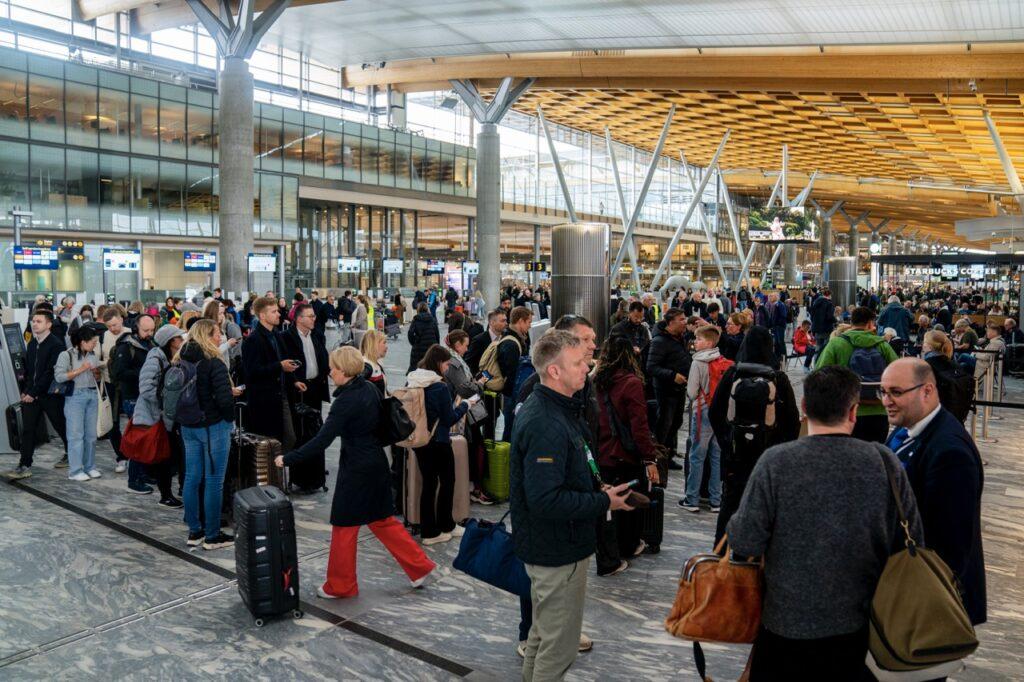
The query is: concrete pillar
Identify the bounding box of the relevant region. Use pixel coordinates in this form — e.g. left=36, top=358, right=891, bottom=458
left=476, top=122, right=501, bottom=310
left=783, top=244, right=797, bottom=286
left=820, top=214, right=833, bottom=284
left=218, top=56, right=255, bottom=297
left=849, top=223, right=859, bottom=279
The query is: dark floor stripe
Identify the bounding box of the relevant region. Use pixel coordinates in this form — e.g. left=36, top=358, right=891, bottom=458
left=6, top=478, right=474, bottom=678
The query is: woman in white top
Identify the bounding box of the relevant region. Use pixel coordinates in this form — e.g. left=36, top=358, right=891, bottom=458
left=54, top=326, right=104, bottom=482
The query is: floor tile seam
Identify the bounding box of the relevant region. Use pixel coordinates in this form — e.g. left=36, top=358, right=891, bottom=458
left=5, top=478, right=475, bottom=678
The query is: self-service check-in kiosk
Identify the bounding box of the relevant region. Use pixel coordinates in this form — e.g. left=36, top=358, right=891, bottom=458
left=0, top=322, right=28, bottom=455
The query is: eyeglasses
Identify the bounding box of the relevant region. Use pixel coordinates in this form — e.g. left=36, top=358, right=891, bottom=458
left=876, top=383, right=925, bottom=401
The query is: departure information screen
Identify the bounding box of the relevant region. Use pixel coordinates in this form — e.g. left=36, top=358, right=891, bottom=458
left=14, top=246, right=59, bottom=270
left=184, top=251, right=217, bottom=272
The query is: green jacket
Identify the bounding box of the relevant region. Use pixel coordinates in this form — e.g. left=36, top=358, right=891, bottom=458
left=815, top=328, right=898, bottom=416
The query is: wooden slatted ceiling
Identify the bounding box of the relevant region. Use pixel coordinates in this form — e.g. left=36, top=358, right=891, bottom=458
left=511, top=88, right=1024, bottom=189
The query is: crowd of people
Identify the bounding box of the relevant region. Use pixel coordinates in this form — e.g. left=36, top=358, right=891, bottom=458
left=2, top=277, right=999, bottom=680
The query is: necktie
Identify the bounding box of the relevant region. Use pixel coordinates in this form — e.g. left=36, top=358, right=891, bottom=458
left=887, top=427, right=910, bottom=452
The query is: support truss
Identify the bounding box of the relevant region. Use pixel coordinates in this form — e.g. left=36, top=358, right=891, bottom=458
left=186, top=0, right=291, bottom=58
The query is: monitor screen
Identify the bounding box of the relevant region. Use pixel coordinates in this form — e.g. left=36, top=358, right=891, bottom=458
left=337, top=257, right=361, bottom=274
left=184, top=250, right=217, bottom=272
left=4, top=323, right=25, bottom=355
left=382, top=258, right=404, bottom=274
left=748, top=206, right=817, bottom=244
left=13, top=246, right=59, bottom=270
left=425, top=259, right=445, bottom=274
left=462, top=260, right=479, bottom=275
left=248, top=253, right=277, bottom=272
left=103, top=248, right=141, bottom=271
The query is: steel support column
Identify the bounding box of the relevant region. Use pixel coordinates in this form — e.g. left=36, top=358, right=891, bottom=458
left=984, top=110, right=1024, bottom=214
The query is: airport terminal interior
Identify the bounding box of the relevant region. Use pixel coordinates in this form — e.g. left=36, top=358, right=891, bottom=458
left=2, top=1, right=1024, bottom=680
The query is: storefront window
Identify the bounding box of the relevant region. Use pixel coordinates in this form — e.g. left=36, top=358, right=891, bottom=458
left=98, top=87, right=130, bottom=152
left=66, top=149, right=100, bottom=231
left=30, top=144, right=65, bottom=228
left=28, top=74, right=64, bottom=143
left=0, top=67, right=27, bottom=139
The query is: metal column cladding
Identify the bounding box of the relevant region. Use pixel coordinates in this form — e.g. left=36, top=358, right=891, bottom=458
left=828, top=256, right=857, bottom=309
left=551, top=223, right=610, bottom=342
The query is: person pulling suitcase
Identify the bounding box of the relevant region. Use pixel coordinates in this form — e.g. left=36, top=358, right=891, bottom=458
left=275, top=346, right=435, bottom=598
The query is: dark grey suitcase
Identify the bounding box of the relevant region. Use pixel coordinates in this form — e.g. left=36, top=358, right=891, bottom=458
left=233, top=485, right=302, bottom=627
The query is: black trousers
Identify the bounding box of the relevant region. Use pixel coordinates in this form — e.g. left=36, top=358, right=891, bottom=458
left=482, top=393, right=500, bottom=441
left=852, top=413, right=889, bottom=444
left=414, top=440, right=455, bottom=539
left=595, top=462, right=644, bottom=573
left=715, top=472, right=748, bottom=546
left=18, top=395, right=68, bottom=468
left=654, top=389, right=685, bottom=458
left=105, top=382, right=124, bottom=461
left=750, top=624, right=873, bottom=681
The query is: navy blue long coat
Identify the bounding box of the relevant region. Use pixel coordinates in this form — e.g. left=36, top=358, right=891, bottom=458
left=282, top=376, right=393, bottom=526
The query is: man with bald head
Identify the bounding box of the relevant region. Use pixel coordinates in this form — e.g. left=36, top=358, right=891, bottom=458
left=880, top=358, right=987, bottom=627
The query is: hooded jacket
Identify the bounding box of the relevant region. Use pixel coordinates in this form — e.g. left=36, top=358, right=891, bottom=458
left=876, top=301, right=914, bottom=342
left=646, top=320, right=692, bottom=395
left=135, top=346, right=171, bottom=429
left=815, top=328, right=899, bottom=416
left=112, top=333, right=155, bottom=401
left=179, top=340, right=234, bottom=427
left=406, top=368, right=468, bottom=445
left=406, top=311, right=440, bottom=372
left=687, top=347, right=724, bottom=404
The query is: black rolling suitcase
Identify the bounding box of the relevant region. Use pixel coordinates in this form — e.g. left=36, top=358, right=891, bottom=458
left=6, top=402, right=22, bottom=451
left=288, top=401, right=327, bottom=493
left=233, top=485, right=303, bottom=627
left=639, top=485, right=664, bottom=553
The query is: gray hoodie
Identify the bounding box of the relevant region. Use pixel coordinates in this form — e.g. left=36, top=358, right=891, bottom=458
left=134, top=347, right=171, bottom=429
left=687, top=347, right=722, bottom=403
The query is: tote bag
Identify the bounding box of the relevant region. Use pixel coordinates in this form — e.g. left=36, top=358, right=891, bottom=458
left=96, top=382, right=113, bottom=438
left=452, top=512, right=531, bottom=598
left=121, top=418, right=171, bottom=465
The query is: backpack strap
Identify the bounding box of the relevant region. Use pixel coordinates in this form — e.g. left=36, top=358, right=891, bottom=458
left=601, top=390, right=640, bottom=459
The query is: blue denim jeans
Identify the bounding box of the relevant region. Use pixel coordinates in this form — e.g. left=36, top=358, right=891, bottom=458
left=181, top=420, right=232, bottom=540
left=684, top=406, right=721, bottom=506
left=65, top=388, right=98, bottom=477
left=121, top=399, right=146, bottom=486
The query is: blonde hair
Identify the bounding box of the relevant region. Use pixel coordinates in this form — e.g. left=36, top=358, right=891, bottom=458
left=177, top=310, right=199, bottom=330
left=128, top=301, right=144, bottom=314
left=923, top=330, right=953, bottom=359
left=360, top=329, right=386, bottom=363
left=176, top=318, right=220, bottom=361
left=330, top=346, right=365, bottom=377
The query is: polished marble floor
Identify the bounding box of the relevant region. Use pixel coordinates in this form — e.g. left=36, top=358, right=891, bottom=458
left=2, top=330, right=1023, bottom=680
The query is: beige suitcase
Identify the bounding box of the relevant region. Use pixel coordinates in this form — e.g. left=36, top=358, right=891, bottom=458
left=404, top=435, right=471, bottom=525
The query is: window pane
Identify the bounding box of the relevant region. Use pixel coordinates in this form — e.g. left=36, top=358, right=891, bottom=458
left=342, top=132, right=360, bottom=182
left=187, top=104, right=213, bottom=163
left=131, top=157, right=158, bottom=233
left=98, top=87, right=130, bottom=152
left=66, top=149, right=99, bottom=231
left=411, top=146, right=426, bottom=191
left=30, top=144, right=65, bottom=228
left=187, top=164, right=215, bottom=237
left=159, top=97, right=186, bottom=159
left=360, top=135, right=379, bottom=185
left=394, top=143, right=411, bottom=189
left=257, top=113, right=282, bottom=172
left=324, top=129, right=342, bottom=180
left=99, top=153, right=131, bottom=233
left=0, top=141, right=29, bottom=228
left=130, top=93, right=159, bottom=156
left=281, top=118, right=303, bottom=175
left=259, top=173, right=282, bottom=239
left=303, top=120, right=324, bottom=178
left=283, top=176, right=298, bottom=241
left=65, top=80, right=98, bottom=148
left=377, top=138, right=395, bottom=187
left=159, top=161, right=187, bottom=235
left=0, top=67, right=27, bottom=138
left=454, top=155, right=469, bottom=196
left=28, top=74, right=63, bottom=143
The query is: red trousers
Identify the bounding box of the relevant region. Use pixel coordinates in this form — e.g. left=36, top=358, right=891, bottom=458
left=323, top=516, right=436, bottom=597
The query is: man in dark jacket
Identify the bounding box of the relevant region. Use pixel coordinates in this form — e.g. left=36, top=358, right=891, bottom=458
left=241, top=296, right=300, bottom=449
left=336, top=291, right=356, bottom=326
left=281, top=303, right=330, bottom=493
left=496, top=306, right=533, bottom=441
left=766, top=293, right=789, bottom=361
left=881, top=359, right=986, bottom=626
left=3, top=310, right=68, bottom=479
left=646, top=308, right=691, bottom=471
left=511, top=330, right=632, bottom=681
left=407, top=302, right=440, bottom=372
left=876, top=295, right=914, bottom=343
left=112, top=314, right=156, bottom=493
left=309, top=290, right=329, bottom=334
left=808, top=288, right=836, bottom=360
left=609, top=301, right=651, bottom=359
left=465, top=309, right=507, bottom=375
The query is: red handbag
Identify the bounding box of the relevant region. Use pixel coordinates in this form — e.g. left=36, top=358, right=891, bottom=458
left=121, top=418, right=171, bottom=465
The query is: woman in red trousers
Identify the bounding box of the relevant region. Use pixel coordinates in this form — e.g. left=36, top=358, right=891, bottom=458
left=276, top=346, right=435, bottom=598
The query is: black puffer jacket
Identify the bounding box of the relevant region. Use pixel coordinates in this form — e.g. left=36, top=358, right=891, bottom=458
left=646, top=320, right=692, bottom=395
left=406, top=311, right=440, bottom=372
left=180, top=341, right=234, bottom=427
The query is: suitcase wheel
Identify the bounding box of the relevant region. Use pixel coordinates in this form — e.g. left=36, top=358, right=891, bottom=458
left=293, top=610, right=304, bottom=619
left=254, top=618, right=265, bottom=628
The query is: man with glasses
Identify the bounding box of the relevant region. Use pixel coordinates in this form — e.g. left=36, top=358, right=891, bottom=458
left=880, top=358, right=986, bottom=629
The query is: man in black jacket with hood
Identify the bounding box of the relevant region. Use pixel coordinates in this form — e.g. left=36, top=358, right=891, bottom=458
left=609, top=301, right=651, bottom=361
left=646, top=308, right=691, bottom=471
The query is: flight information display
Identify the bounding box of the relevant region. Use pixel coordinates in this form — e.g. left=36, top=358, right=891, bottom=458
left=184, top=251, right=217, bottom=272
left=248, top=253, right=277, bottom=272
left=14, top=246, right=59, bottom=270
left=103, top=248, right=140, bottom=271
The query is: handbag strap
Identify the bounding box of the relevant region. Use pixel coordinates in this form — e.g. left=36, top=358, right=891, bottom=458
left=601, top=390, right=641, bottom=458
left=877, top=446, right=916, bottom=551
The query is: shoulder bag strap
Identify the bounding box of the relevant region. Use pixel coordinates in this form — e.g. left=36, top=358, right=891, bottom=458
left=877, top=446, right=916, bottom=551
left=601, top=390, right=640, bottom=457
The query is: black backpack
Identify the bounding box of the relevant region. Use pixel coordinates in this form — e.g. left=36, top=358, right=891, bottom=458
left=932, top=361, right=975, bottom=423
left=726, top=363, right=778, bottom=470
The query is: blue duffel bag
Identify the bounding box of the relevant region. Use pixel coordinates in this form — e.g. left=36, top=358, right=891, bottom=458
left=452, top=512, right=531, bottom=598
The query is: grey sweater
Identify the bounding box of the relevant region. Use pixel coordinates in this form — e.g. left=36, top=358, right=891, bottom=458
left=727, top=434, right=923, bottom=639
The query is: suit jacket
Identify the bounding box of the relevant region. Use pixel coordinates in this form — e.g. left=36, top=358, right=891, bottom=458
left=24, top=333, right=66, bottom=399
left=281, top=325, right=330, bottom=404
left=892, top=407, right=986, bottom=625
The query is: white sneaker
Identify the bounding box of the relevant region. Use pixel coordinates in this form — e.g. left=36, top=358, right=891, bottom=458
left=449, top=525, right=465, bottom=538
left=316, top=586, right=342, bottom=599
left=68, top=472, right=91, bottom=482
left=422, top=532, right=452, bottom=546
left=86, top=469, right=102, bottom=479
left=114, top=461, right=127, bottom=474
left=410, top=566, right=436, bottom=588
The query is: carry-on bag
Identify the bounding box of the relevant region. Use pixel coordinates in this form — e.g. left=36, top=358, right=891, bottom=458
left=233, top=485, right=303, bottom=627
left=639, top=485, right=665, bottom=551
left=288, top=402, right=327, bottom=493
left=403, top=436, right=471, bottom=526
left=452, top=511, right=531, bottom=598
left=234, top=402, right=288, bottom=492
left=482, top=439, right=511, bottom=502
